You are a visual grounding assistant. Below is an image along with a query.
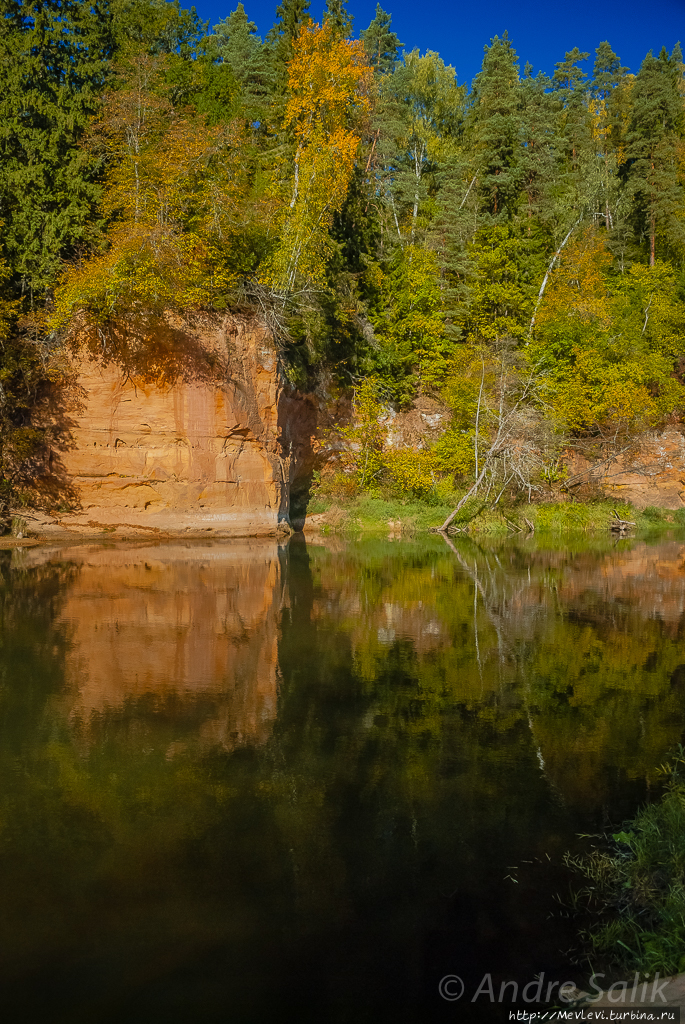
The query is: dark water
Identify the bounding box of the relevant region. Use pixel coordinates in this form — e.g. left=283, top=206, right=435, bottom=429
left=1, top=532, right=685, bottom=1023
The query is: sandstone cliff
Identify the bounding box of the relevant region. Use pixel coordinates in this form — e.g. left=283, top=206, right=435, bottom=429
left=564, top=430, right=685, bottom=509
left=28, top=312, right=685, bottom=539
left=39, top=315, right=317, bottom=537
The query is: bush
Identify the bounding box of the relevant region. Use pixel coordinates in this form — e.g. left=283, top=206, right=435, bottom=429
left=566, top=749, right=685, bottom=977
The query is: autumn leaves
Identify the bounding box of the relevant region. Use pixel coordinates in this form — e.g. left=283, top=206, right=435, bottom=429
left=54, top=50, right=251, bottom=336
left=53, top=21, right=372, bottom=341
left=265, top=23, right=372, bottom=291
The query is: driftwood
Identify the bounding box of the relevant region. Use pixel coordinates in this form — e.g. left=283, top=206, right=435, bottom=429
left=610, top=510, right=636, bottom=534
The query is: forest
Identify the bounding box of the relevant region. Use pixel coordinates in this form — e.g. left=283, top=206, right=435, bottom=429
left=0, top=0, right=684, bottom=509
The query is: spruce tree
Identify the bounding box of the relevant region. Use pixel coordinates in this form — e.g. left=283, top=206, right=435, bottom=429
left=209, top=4, right=274, bottom=120
left=0, top=0, right=113, bottom=298
left=469, top=34, right=522, bottom=221
left=323, top=0, right=352, bottom=38
left=625, top=47, right=685, bottom=265
left=267, top=0, right=310, bottom=85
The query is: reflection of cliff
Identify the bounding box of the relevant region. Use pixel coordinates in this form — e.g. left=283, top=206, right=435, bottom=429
left=554, top=540, right=685, bottom=629
left=28, top=541, right=285, bottom=750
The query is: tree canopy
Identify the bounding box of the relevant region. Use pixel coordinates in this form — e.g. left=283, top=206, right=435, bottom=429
left=0, top=0, right=684, bottom=507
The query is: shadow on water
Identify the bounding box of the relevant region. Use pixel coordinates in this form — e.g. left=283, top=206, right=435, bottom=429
left=0, top=534, right=684, bottom=1021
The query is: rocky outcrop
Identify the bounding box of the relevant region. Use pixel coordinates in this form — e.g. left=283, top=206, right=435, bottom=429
left=564, top=430, right=685, bottom=509
left=41, top=315, right=317, bottom=536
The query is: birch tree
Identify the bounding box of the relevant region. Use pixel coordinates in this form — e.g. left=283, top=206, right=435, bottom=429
left=263, top=21, right=372, bottom=292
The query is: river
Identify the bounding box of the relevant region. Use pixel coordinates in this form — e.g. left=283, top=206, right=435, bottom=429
left=1, top=532, right=684, bottom=1022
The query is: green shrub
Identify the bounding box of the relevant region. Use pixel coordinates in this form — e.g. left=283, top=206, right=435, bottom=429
left=566, top=749, right=685, bottom=977
left=642, top=506, right=666, bottom=523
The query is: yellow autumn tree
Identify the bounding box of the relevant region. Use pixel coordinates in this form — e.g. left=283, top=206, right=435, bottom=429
left=530, top=228, right=685, bottom=436
left=54, top=52, right=251, bottom=335
left=264, top=22, right=372, bottom=292
left=534, top=227, right=613, bottom=334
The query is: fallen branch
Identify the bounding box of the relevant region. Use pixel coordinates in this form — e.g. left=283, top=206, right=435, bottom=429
left=610, top=509, right=636, bottom=532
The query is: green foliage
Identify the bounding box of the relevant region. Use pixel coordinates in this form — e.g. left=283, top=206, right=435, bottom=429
left=469, top=33, right=523, bottom=222
left=111, top=0, right=206, bottom=55
left=374, top=48, right=464, bottom=241
left=337, top=376, right=386, bottom=488
left=0, top=0, right=113, bottom=296
left=207, top=5, right=275, bottom=122
left=567, top=749, right=685, bottom=977
left=464, top=225, right=539, bottom=343
left=625, top=46, right=685, bottom=265
left=529, top=231, right=685, bottom=436
left=368, top=244, right=450, bottom=397
left=323, top=0, right=352, bottom=38
left=266, top=0, right=310, bottom=84
left=359, top=3, right=402, bottom=75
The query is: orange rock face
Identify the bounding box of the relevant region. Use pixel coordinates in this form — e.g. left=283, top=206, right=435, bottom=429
left=564, top=430, right=685, bottom=509
left=46, top=316, right=316, bottom=536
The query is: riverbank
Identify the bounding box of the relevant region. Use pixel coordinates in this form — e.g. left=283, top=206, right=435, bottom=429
left=4, top=496, right=685, bottom=544
left=302, top=494, right=685, bottom=537
left=3, top=508, right=294, bottom=542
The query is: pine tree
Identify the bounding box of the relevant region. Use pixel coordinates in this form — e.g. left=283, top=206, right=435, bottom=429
left=209, top=4, right=274, bottom=120
left=0, top=0, right=113, bottom=298
left=590, top=41, right=627, bottom=229
left=360, top=4, right=402, bottom=75
left=518, top=64, right=558, bottom=231
left=625, top=47, right=685, bottom=265
left=552, top=47, right=590, bottom=172
left=592, top=40, right=627, bottom=102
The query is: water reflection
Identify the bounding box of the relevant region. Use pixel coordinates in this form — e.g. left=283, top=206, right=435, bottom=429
left=0, top=533, right=683, bottom=1023
left=24, top=541, right=284, bottom=749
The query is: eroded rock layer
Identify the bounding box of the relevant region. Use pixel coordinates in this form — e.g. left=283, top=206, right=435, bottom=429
left=564, top=430, right=685, bottom=509
left=47, top=316, right=316, bottom=536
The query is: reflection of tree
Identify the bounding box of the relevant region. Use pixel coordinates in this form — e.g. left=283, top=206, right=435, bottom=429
left=0, top=537, right=684, bottom=1021
left=438, top=534, right=685, bottom=808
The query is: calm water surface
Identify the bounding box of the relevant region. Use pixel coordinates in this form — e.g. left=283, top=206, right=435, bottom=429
left=1, top=533, right=685, bottom=1023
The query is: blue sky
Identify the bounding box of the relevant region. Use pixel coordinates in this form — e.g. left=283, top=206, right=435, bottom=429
left=192, top=0, right=683, bottom=86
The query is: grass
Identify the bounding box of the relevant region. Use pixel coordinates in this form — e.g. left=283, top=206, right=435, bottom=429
left=566, top=750, right=685, bottom=978
left=305, top=492, right=458, bottom=533
left=304, top=490, right=685, bottom=538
